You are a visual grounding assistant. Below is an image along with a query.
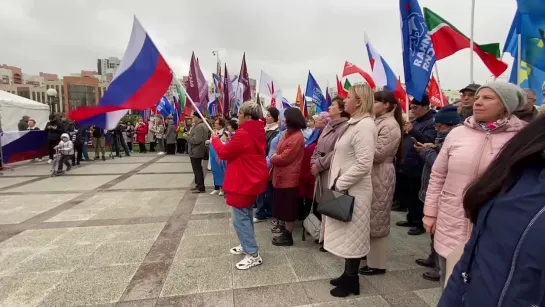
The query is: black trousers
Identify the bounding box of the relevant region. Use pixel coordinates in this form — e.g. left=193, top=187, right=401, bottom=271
left=190, top=157, right=205, bottom=191
left=166, top=143, right=176, bottom=155
left=57, top=155, right=72, bottom=171
left=48, top=140, right=59, bottom=160
left=150, top=141, right=156, bottom=152
left=177, top=139, right=187, bottom=153
left=127, top=141, right=132, bottom=151
left=344, top=258, right=362, bottom=276
left=405, top=175, right=424, bottom=227
left=138, top=142, right=146, bottom=153
left=394, top=171, right=409, bottom=210
left=74, top=143, right=84, bottom=164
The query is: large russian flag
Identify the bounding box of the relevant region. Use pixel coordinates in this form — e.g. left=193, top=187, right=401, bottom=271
left=69, top=17, right=172, bottom=129
left=364, top=33, right=398, bottom=92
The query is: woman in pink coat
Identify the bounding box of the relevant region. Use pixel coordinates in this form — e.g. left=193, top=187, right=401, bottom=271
left=423, top=82, right=527, bottom=288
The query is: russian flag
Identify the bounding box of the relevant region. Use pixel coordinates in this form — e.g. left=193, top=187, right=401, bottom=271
left=365, top=33, right=398, bottom=92
left=69, top=17, right=172, bottom=129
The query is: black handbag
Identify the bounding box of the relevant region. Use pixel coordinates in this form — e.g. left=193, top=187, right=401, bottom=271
left=316, top=178, right=355, bottom=222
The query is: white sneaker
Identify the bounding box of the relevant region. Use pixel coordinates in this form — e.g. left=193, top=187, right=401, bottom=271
left=210, top=190, right=220, bottom=195
left=229, top=245, right=244, bottom=255
left=157, top=152, right=165, bottom=155
left=253, top=217, right=265, bottom=223
left=218, top=190, right=224, bottom=196
left=236, top=253, right=262, bottom=270
left=47, top=159, right=52, bottom=164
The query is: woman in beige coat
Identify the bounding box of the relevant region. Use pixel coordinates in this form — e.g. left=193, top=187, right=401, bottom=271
left=360, top=91, right=403, bottom=276
left=324, top=84, right=377, bottom=298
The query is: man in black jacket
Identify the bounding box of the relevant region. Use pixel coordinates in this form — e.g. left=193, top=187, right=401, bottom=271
left=45, top=115, right=64, bottom=164
left=396, top=94, right=437, bottom=236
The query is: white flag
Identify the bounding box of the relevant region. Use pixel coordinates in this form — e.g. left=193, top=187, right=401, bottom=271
left=259, top=70, right=283, bottom=110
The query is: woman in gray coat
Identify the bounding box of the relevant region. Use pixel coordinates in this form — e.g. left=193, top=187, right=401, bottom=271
left=310, top=97, right=350, bottom=249
left=165, top=119, right=177, bottom=155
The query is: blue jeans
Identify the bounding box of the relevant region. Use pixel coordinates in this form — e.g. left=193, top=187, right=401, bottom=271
left=81, top=144, right=89, bottom=160
left=255, top=181, right=274, bottom=220
left=232, top=207, right=258, bottom=255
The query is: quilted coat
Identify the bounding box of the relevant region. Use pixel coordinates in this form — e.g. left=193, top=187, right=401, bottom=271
left=323, top=115, right=377, bottom=259
left=370, top=112, right=401, bottom=238
left=424, top=115, right=526, bottom=258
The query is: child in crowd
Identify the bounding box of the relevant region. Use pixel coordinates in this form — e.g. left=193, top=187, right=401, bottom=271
left=55, top=133, right=74, bottom=174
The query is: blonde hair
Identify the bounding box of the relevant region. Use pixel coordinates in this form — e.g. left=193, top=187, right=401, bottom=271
left=349, top=83, right=375, bottom=116
left=239, top=100, right=263, bottom=120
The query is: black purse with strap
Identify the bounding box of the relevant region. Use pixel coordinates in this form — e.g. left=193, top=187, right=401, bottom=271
left=316, top=177, right=355, bottom=222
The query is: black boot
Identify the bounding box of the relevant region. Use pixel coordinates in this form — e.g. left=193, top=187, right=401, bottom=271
left=330, top=273, right=345, bottom=287
left=330, top=275, right=360, bottom=297
left=272, top=229, right=293, bottom=246
left=330, top=258, right=361, bottom=297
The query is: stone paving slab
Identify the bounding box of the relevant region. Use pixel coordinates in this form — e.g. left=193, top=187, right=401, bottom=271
left=0, top=154, right=440, bottom=307
left=0, top=177, right=39, bottom=189
left=2, top=175, right=120, bottom=193
left=0, top=194, right=81, bottom=224
left=138, top=162, right=193, bottom=174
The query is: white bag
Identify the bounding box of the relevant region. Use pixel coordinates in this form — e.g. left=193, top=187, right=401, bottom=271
left=302, top=178, right=322, bottom=241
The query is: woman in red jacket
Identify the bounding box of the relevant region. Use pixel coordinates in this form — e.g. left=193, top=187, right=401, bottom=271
left=270, top=107, right=306, bottom=246
left=211, top=101, right=268, bottom=270
left=135, top=118, right=148, bottom=153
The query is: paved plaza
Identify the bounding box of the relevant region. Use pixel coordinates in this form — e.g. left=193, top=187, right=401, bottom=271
left=0, top=154, right=441, bottom=307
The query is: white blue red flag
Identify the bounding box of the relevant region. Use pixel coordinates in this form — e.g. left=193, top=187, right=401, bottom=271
left=365, top=33, right=398, bottom=92
left=69, top=17, right=172, bottom=129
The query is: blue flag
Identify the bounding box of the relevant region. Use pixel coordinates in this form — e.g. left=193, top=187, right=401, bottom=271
left=504, top=1, right=545, bottom=73
left=504, top=0, right=545, bottom=104
left=156, top=96, right=174, bottom=118
left=400, top=0, right=436, bottom=101
left=305, top=71, right=327, bottom=112
left=325, top=87, right=332, bottom=108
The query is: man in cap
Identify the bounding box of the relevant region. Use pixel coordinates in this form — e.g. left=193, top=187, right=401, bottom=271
left=396, top=94, right=437, bottom=236
left=458, top=83, right=480, bottom=120
left=514, top=88, right=539, bottom=123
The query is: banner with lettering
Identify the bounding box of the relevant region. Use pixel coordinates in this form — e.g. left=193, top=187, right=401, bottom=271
left=400, top=0, right=437, bottom=101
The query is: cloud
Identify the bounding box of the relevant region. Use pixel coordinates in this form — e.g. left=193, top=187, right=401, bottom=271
left=1, top=0, right=517, bottom=101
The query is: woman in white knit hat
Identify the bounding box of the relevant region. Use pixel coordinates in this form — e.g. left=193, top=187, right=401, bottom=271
left=423, top=81, right=528, bottom=288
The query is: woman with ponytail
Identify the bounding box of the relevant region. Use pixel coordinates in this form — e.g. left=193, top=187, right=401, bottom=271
left=359, top=90, right=403, bottom=276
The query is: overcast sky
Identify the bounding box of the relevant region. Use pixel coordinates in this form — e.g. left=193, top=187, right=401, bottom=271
left=1, top=0, right=517, bottom=101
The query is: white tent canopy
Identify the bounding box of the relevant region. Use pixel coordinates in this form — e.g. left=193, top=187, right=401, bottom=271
left=0, top=90, right=50, bottom=132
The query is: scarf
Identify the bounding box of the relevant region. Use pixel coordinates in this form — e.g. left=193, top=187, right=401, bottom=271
left=478, top=117, right=508, bottom=133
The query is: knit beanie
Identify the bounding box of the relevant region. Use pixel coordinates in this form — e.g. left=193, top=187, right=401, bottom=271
left=434, top=105, right=461, bottom=126
left=477, top=81, right=526, bottom=115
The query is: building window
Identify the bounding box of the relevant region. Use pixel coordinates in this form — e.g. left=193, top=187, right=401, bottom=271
left=67, top=84, right=96, bottom=110
left=41, top=92, right=45, bottom=103
left=17, top=89, right=30, bottom=99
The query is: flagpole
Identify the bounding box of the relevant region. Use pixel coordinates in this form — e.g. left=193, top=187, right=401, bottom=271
left=433, top=64, right=447, bottom=107
left=178, top=82, right=213, bottom=133
left=516, top=33, right=522, bottom=85
left=469, top=0, right=476, bottom=83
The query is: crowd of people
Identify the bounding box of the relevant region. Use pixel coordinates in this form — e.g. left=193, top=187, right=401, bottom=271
left=196, top=81, right=545, bottom=305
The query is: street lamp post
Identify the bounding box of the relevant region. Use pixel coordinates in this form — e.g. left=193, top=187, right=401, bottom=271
left=46, top=88, right=58, bottom=115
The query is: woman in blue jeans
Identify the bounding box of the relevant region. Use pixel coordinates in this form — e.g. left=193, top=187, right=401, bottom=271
left=211, top=101, right=269, bottom=270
